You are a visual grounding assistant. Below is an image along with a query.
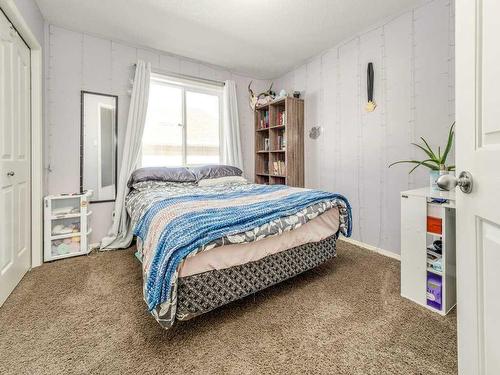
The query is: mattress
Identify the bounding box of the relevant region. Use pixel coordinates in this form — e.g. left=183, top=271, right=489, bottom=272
left=178, top=206, right=340, bottom=277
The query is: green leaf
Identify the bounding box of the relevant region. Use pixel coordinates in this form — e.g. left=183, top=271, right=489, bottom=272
left=408, top=159, right=439, bottom=174
left=411, top=143, right=440, bottom=163
left=448, top=165, right=455, bottom=171
left=388, top=159, right=439, bottom=172
left=441, top=122, right=455, bottom=165
left=420, top=137, right=438, bottom=161
left=408, top=162, right=425, bottom=174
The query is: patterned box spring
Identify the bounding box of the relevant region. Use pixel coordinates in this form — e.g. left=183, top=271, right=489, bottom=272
left=176, top=234, right=337, bottom=320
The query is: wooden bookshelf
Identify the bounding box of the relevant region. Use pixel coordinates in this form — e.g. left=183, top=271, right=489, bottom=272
left=254, top=97, right=304, bottom=187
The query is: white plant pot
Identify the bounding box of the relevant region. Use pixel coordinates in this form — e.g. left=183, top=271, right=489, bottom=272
left=430, top=170, right=441, bottom=191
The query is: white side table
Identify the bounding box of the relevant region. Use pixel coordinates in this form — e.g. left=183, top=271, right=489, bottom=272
left=400, top=187, right=456, bottom=315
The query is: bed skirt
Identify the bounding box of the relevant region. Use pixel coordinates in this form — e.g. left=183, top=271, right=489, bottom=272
left=175, top=234, right=338, bottom=321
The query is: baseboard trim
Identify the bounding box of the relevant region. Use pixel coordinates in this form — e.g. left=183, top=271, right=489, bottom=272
left=339, top=237, right=401, bottom=261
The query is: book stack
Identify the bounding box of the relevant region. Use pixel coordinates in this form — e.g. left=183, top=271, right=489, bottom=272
left=259, top=110, right=270, bottom=129
left=272, top=161, right=286, bottom=176
left=276, top=110, right=287, bottom=126
left=277, top=132, right=286, bottom=150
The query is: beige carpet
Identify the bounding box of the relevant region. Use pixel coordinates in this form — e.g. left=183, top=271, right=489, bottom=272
left=0, top=240, right=457, bottom=375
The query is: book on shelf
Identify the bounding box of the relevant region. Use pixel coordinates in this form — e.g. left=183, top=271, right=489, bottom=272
left=259, top=110, right=270, bottom=129
left=276, top=110, right=287, bottom=127
left=272, top=161, right=286, bottom=176
left=277, top=132, right=286, bottom=151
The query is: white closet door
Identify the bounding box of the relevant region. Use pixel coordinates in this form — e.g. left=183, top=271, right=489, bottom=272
left=0, top=11, right=31, bottom=306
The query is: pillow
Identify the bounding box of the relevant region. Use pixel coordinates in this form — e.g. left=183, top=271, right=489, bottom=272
left=190, top=165, right=243, bottom=181
left=131, top=180, right=195, bottom=191
left=127, top=167, right=196, bottom=188
left=197, top=176, right=248, bottom=187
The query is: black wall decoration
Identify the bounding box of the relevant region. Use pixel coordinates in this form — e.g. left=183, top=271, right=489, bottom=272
left=365, top=62, right=376, bottom=112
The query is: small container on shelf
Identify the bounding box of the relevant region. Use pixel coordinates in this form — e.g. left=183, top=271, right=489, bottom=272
left=427, top=272, right=443, bottom=310
left=427, top=204, right=443, bottom=234
left=44, top=191, right=93, bottom=262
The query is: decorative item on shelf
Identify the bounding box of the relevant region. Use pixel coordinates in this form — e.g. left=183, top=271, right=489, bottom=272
left=309, top=126, right=322, bottom=139
left=278, top=89, right=287, bottom=98
left=248, top=81, right=275, bottom=110
left=293, top=91, right=301, bottom=98
left=427, top=273, right=443, bottom=310
left=365, top=62, right=376, bottom=112
left=389, top=123, right=455, bottom=191
left=264, top=138, right=270, bottom=151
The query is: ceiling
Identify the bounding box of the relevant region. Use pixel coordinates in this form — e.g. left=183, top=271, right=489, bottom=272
left=35, top=0, right=424, bottom=78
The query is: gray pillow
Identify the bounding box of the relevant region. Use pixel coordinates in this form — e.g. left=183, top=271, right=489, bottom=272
left=131, top=180, right=196, bottom=191
left=189, top=165, right=243, bottom=181
left=127, top=167, right=196, bottom=188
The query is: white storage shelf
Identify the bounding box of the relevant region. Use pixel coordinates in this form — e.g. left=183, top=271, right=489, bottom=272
left=400, top=187, right=456, bottom=316
left=44, top=192, right=93, bottom=262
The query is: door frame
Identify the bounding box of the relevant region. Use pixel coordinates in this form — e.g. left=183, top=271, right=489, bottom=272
left=0, top=0, right=43, bottom=267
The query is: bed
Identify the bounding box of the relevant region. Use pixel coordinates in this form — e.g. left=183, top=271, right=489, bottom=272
left=126, top=165, right=352, bottom=330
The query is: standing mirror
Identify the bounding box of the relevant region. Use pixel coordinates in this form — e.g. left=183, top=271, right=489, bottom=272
left=81, top=91, right=118, bottom=203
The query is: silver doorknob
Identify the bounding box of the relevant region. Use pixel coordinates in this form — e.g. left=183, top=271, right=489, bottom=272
left=6, top=171, right=15, bottom=177
left=437, top=171, right=473, bottom=193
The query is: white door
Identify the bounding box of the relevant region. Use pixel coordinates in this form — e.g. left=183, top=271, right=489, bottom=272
left=0, top=11, right=31, bottom=306
left=455, top=0, right=500, bottom=373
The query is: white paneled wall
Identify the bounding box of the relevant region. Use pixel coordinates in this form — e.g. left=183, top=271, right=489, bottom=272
left=46, top=25, right=269, bottom=244
left=273, top=0, right=454, bottom=255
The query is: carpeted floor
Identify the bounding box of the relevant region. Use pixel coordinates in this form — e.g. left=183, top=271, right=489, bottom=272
left=0, top=240, right=457, bottom=375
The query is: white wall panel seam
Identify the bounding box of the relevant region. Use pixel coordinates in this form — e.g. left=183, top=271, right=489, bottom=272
left=356, top=36, right=363, bottom=242
left=318, top=53, right=324, bottom=189
left=409, top=9, right=416, bottom=190
left=379, top=26, right=387, bottom=249
left=335, top=47, right=341, bottom=202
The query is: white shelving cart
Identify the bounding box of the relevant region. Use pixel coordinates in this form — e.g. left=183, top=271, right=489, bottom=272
left=44, top=191, right=93, bottom=262
left=400, top=187, right=456, bottom=315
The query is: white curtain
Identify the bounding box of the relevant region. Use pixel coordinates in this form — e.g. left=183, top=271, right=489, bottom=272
left=101, top=60, right=151, bottom=249
left=222, top=80, right=243, bottom=171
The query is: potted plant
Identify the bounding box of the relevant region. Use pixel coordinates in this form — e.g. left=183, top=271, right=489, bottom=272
left=389, top=123, right=455, bottom=191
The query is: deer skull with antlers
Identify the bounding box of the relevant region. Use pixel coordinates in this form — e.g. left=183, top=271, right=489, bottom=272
left=248, top=81, right=275, bottom=110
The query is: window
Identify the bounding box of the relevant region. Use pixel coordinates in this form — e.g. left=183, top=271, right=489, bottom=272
left=141, top=74, right=222, bottom=167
